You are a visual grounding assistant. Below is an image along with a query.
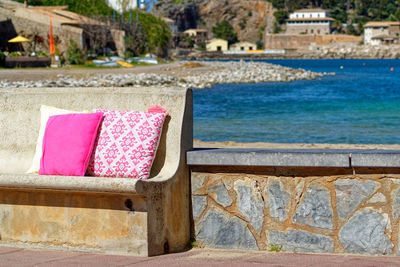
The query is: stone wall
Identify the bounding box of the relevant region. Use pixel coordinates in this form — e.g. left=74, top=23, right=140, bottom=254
left=265, top=34, right=361, bottom=51
left=0, top=7, right=83, bottom=54
left=192, top=171, right=400, bottom=255
left=286, top=24, right=330, bottom=35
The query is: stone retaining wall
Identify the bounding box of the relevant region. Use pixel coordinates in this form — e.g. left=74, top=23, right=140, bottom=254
left=192, top=171, right=400, bottom=255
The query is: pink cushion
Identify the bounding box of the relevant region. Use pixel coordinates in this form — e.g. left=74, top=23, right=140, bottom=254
left=148, top=105, right=169, bottom=115
left=87, top=109, right=167, bottom=179
left=39, top=113, right=104, bottom=176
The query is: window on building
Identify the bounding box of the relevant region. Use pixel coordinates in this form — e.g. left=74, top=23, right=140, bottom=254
left=249, top=47, right=253, bottom=50
left=311, top=29, right=314, bottom=33
left=217, top=46, right=222, bottom=51
left=303, top=14, right=304, bottom=18
left=240, top=47, right=244, bottom=51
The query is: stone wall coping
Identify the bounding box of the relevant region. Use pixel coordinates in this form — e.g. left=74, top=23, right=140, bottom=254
left=187, top=148, right=400, bottom=168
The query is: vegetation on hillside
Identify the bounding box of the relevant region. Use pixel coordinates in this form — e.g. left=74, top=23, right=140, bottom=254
left=212, top=20, right=238, bottom=45
left=268, top=0, right=400, bottom=23
left=13, top=0, right=171, bottom=57
left=14, top=0, right=113, bottom=15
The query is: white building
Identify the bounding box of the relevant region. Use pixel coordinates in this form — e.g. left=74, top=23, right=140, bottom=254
left=230, top=41, right=257, bottom=51
left=286, top=9, right=334, bottom=35
left=364, top=21, right=400, bottom=45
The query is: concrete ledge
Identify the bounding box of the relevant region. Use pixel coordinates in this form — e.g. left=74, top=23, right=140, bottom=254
left=351, top=150, right=400, bottom=167
left=187, top=148, right=400, bottom=168
left=0, top=174, right=141, bottom=194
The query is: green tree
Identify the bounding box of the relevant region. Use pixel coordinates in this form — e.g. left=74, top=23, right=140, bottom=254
left=66, top=40, right=86, bottom=65
left=273, top=10, right=288, bottom=24
left=212, top=20, right=238, bottom=45
left=130, top=10, right=171, bottom=57
left=273, top=21, right=282, bottom=33
left=15, top=0, right=113, bottom=16
left=256, top=40, right=264, bottom=50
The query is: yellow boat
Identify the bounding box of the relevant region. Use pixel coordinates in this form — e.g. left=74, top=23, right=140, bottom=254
left=116, top=60, right=134, bottom=68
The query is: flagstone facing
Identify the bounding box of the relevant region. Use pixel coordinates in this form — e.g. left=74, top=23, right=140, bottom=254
left=192, top=173, right=400, bottom=255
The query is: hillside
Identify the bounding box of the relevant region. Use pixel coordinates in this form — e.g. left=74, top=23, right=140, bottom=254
left=267, top=0, right=400, bottom=24
left=152, top=0, right=276, bottom=43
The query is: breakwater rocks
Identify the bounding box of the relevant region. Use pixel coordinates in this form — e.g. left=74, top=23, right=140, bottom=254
left=309, top=44, right=400, bottom=59
left=0, top=61, right=330, bottom=89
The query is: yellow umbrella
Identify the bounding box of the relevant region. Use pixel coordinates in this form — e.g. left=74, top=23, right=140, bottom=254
left=8, top=35, right=31, bottom=43
left=8, top=35, right=31, bottom=53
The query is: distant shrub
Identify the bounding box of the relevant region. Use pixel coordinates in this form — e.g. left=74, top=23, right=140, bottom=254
left=66, top=40, right=86, bottom=65
left=239, top=18, right=247, bottom=30
left=196, top=41, right=206, bottom=51
left=0, top=52, right=5, bottom=67
left=256, top=40, right=264, bottom=50
left=9, top=52, right=20, bottom=57
left=130, top=10, right=171, bottom=57
left=273, top=10, right=288, bottom=25
left=37, top=51, right=48, bottom=57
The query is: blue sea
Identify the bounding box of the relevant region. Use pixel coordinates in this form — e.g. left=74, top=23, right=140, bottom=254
left=193, top=59, right=400, bottom=144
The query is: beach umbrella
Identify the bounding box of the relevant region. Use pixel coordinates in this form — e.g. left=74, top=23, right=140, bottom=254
left=8, top=35, right=31, bottom=43
left=8, top=35, right=31, bottom=52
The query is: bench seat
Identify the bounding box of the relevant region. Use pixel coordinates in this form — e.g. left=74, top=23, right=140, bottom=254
left=0, top=87, right=193, bottom=256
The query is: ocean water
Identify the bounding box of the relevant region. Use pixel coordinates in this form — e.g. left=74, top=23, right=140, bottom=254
left=193, top=59, right=400, bottom=144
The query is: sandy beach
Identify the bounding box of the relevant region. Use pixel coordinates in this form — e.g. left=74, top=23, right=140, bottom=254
left=194, top=140, right=400, bottom=150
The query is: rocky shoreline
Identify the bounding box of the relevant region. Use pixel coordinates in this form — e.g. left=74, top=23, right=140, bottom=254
left=0, top=61, right=331, bottom=89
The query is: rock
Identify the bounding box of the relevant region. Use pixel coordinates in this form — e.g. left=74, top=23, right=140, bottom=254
left=265, top=178, right=290, bottom=221
left=268, top=229, right=334, bottom=253
left=339, top=208, right=393, bottom=255
left=367, top=192, right=387, bottom=204
left=293, top=184, right=333, bottom=230
left=192, top=195, right=207, bottom=220
left=391, top=188, right=400, bottom=220
left=0, top=61, right=328, bottom=89
left=192, top=174, right=206, bottom=193
left=196, top=209, right=258, bottom=250
left=335, top=179, right=379, bottom=219
left=234, top=180, right=264, bottom=233
left=208, top=184, right=232, bottom=208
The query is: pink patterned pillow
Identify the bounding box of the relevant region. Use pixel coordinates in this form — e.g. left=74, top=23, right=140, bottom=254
left=87, top=109, right=167, bottom=179
left=39, top=113, right=104, bottom=176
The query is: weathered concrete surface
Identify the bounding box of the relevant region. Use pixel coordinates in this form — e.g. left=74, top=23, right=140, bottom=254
left=0, top=190, right=148, bottom=255
left=293, top=184, right=333, bottom=230
left=196, top=209, right=258, bottom=250
left=335, top=179, right=379, bottom=219
left=0, top=87, right=193, bottom=256
left=339, top=208, right=393, bottom=255
left=268, top=229, right=334, bottom=253
left=187, top=148, right=351, bottom=167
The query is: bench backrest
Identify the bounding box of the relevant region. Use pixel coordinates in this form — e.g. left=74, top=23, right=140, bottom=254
left=0, top=87, right=193, bottom=177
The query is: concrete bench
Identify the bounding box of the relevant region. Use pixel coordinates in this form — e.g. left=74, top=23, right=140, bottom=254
left=0, top=87, right=193, bottom=256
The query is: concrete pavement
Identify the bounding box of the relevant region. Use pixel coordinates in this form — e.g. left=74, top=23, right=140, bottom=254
left=0, top=246, right=400, bottom=266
